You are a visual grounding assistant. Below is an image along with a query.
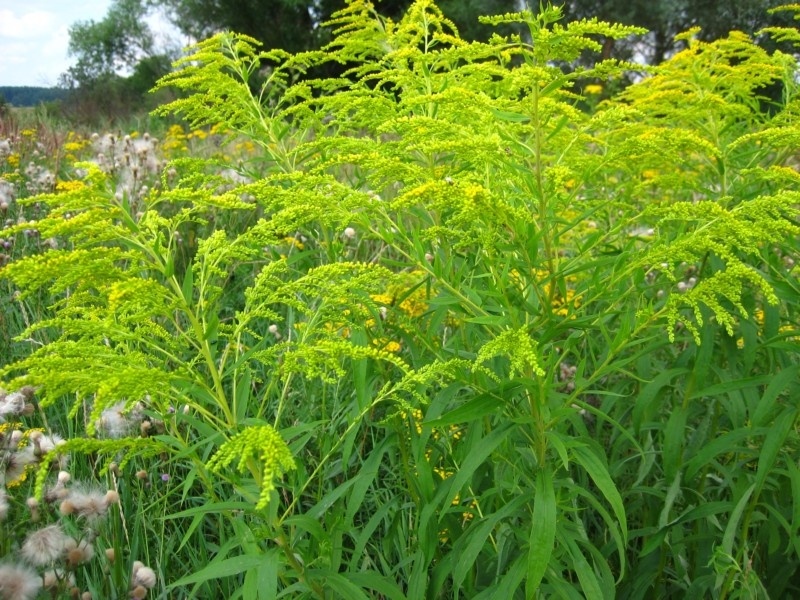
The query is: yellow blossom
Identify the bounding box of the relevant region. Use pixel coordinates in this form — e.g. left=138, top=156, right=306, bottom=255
left=5, top=153, right=20, bottom=168
left=55, top=180, right=87, bottom=193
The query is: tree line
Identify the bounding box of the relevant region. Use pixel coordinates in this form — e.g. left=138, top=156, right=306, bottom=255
left=0, top=87, right=68, bottom=108
left=62, top=0, right=797, bottom=122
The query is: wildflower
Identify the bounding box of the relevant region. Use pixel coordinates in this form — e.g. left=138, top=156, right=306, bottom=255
left=343, top=227, right=356, bottom=239
left=55, top=180, right=86, bottom=193
left=585, top=84, right=603, bottom=95
left=0, top=563, right=41, bottom=600
left=373, top=338, right=402, bottom=353
left=21, top=524, right=69, bottom=565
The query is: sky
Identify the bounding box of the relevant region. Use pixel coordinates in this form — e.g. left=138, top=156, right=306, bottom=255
left=0, top=0, right=180, bottom=87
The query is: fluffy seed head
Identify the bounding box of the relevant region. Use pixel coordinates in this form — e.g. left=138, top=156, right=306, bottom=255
left=62, top=488, right=110, bottom=521
left=64, top=538, right=94, bottom=567
left=132, top=566, right=156, bottom=589
left=0, top=562, right=42, bottom=600
left=21, top=524, right=69, bottom=565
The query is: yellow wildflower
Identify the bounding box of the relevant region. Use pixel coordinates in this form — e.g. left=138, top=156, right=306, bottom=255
left=5, top=153, right=20, bottom=168
left=55, top=180, right=86, bottom=193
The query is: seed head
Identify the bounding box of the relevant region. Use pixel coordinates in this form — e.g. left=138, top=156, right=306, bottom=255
left=21, top=524, right=69, bottom=565
left=131, top=585, right=148, bottom=599
left=64, top=538, right=94, bottom=567
left=62, top=487, right=111, bottom=521
left=132, top=565, right=156, bottom=589
left=0, top=562, right=41, bottom=600
left=0, top=490, right=8, bottom=521
left=42, top=569, right=75, bottom=591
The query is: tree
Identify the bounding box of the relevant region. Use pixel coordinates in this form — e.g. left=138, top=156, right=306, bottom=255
left=65, top=0, right=156, bottom=85
left=561, top=0, right=798, bottom=65
left=157, top=0, right=524, bottom=52
left=61, top=0, right=176, bottom=121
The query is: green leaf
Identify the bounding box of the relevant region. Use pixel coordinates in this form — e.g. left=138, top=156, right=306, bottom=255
left=452, top=494, right=529, bottom=589
left=304, top=571, right=369, bottom=599
left=424, top=383, right=523, bottom=427
left=571, top=445, right=627, bottom=542
left=662, top=404, right=688, bottom=483
left=684, top=428, right=759, bottom=481
left=181, top=260, right=194, bottom=303
left=442, top=424, right=512, bottom=511
left=347, top=572, right=408, bottom=600
left=167, top=555, right=266, bottom=589
left=632, top=368, right=689, bottom=432
left=562, top=533, right=606, bottom=600
left=526, top=467, right=556, bottom=597
left=688, top=375, right=772, bottom=400
left=751, top=365, right=800, bottom=426
left=490, top=107, right=531, bottom=123
left=345, top=438, right=388, bottom=525
left=754, top=407, right=797, bottom=496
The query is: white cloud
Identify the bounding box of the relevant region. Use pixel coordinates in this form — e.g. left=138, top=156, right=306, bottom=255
left=0, top=1, right=183, bottom=86
left=0, top=1, right=145, bottom=86
left=0, top=9, right=58, bottom=39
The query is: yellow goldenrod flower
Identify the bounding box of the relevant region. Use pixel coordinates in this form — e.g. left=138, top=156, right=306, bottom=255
left=5, top=153, right=20, bottom=168
left=55, top=180, right=86, bottom=193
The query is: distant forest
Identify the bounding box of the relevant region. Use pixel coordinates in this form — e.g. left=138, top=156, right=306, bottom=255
left=0, top=87, right=68, bottom=107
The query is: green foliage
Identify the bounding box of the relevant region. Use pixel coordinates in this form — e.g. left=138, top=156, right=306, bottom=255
left=2, top=0, right=800, bottom=597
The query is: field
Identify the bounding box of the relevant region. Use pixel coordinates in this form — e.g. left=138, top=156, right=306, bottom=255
left=1, top=2, right=799, bottom=598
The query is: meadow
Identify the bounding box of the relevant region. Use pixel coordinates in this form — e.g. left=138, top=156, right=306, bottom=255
left=0, top=1, right=799, bottom=598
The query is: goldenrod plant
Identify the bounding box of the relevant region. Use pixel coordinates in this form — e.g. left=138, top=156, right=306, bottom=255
left=1, top=1, right=799, bottom=597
